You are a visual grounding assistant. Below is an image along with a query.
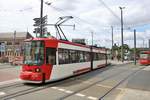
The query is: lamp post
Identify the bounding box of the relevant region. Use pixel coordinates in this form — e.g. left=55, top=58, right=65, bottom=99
left=111, top=26, right=114, bottom=60
left=40, top=0, right=43, bottom=37
left=134, top=29, right=136, bottom=65
left=91, top=31, right=94, bottom=70
left=119, top=6, right=125, bottom=62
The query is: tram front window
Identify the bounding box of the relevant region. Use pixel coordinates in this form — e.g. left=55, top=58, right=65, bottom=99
left=24, top=41, right=44, bottom=66
left=140, top=54, right=148, bottom=59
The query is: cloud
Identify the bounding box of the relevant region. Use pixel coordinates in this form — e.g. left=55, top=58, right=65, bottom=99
left=1, top=0, right=150, bottom=48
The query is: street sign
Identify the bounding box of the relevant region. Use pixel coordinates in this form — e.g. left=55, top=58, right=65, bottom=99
left=33, top=27, right=47, bottom=33
left=33, top=15, right=48, bottom=26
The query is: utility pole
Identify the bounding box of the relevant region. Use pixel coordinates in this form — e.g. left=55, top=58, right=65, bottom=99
left=119, top=7, right=125, bottom=62
left=143, top=39, right=145, bottom=48
left=91, top=31, right=94, bottom=46
left=111, top=26, right=114, bottom=60
left=134, top=29, right=136, bottom=65
left=149, top=39, right=150, bottom=49
left=40, top=0, right=43, bottom=37
left=13, top=31, right=16, bottom=59
left=91, top=31, right=94, bottom=70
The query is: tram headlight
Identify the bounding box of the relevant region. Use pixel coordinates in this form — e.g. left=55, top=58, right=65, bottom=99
left=35, top=68, right=41, bottom=72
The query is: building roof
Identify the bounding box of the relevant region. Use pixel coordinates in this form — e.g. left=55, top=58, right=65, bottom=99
left=0, top=32, right=33, bottom=39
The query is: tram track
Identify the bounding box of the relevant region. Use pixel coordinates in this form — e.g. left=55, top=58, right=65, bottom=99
left=0, top=64, right=143, bottom=100
left=0, top=64, right=122, bottom=100
left=98, top=65, right=147, bottom=100
left=0, top=82, right=63, bottom=100
left=0, top=82, right=24, bottom=90
left=58, top=64, right=146, bottom=100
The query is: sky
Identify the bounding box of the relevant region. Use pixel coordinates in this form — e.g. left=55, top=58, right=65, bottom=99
left=0, top=0, right=150, bottom=48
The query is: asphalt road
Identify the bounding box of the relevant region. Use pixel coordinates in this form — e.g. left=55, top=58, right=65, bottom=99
left=0, top=63, right=150, bottom=100
left=0, top=64, right=20, bottom=82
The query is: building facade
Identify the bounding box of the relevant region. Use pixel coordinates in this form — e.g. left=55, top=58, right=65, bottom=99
left=0, top=32, right=33, bottom=63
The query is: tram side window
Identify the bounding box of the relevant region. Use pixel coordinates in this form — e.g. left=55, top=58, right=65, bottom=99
left=70, top=50, right=78, bottom=63
left=93, top=53, right=99, bottom=61
left=58, top=49, right=70, bottom=64
left=46, top=48, right=56, bottom=65
left=85, top=52, right=90, bottom=62
left=79, top=51, right=85, bottom=62
left=94, top=53, right=106, bottom=60
left=63, top=49, right=70, bottom=64
left=58, top=48, right=91, bottom=64
left=101, top=53, right=106, bottom=60
left=98, top=53, right=102, bottom=60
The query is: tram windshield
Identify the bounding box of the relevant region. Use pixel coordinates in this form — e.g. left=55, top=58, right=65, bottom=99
left=24, top=41, right=44, bottom=65
left=140, top=53, right=149, bottom=59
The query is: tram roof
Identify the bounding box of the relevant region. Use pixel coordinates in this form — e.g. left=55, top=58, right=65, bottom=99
left=25, top=37, right=106, bottom=51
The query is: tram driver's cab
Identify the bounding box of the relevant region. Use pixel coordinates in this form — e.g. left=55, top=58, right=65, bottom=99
left=20, top=40, right=56, bottom=83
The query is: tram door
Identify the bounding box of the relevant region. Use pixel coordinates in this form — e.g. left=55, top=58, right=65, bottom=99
left=46, top=48, right=56, bottom=65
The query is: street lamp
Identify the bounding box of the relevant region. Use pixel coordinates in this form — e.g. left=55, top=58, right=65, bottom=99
left=111, top=26, right=114, bottom=60
left=119, top=6, right=125, bottom=62
left=40, top=0, right=44, bottom=37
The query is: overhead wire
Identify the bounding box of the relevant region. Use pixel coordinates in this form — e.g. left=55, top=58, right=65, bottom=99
left=97, top=0, right=121, bottom=22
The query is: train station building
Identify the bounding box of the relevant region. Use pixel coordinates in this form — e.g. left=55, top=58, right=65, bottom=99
left=0, top=32, right=33, bottom=63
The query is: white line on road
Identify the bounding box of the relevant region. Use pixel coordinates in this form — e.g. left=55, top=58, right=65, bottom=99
left=51, top=87, right=59, bottom=89
left=51, top=87, right=98, bottom=99
left=0, top=92, right=6, bottom=96
left=75, top=93, right=85, bottom=97
left=65, top=90, right=74, bottom=94
left=58, top=88, right=66, bottom=92
left=87, top=96, right=98, bottom=100
left=9, top=99, right=16, bottom=100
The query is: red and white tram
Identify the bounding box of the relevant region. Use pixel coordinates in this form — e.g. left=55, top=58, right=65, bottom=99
left=139, top=51, right=150, bottom=65
left=20, top=37, right=110, bottom=83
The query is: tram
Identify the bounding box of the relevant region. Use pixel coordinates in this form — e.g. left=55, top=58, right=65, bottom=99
left=139, top=51, right=150, bottom=65
left=20, top=37, right=110, bottom=83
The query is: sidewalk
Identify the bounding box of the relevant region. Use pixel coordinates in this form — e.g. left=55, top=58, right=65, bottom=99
left=110, top=60, right=133, bottom=65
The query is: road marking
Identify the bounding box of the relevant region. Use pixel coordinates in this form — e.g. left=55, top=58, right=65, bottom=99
left=75, top=93, right=85, bottom=97
left=0, top=79, right=21, bottom=86
left=51, top=87, right=58, bottom=89
left=65, top=90, right=74, bottom=94
left=9, top=99, right=16, bottom=100
left=142, top=66, right=150, bottom=71
left=0, top=92, right=6, bottom=96
left=87, top=96, right=98, bottom=100
left=51, top=87, right=74, bottom=94
left=58, top=88, right=65, bottom=92
left=51, top=87, right=98, bottom=99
